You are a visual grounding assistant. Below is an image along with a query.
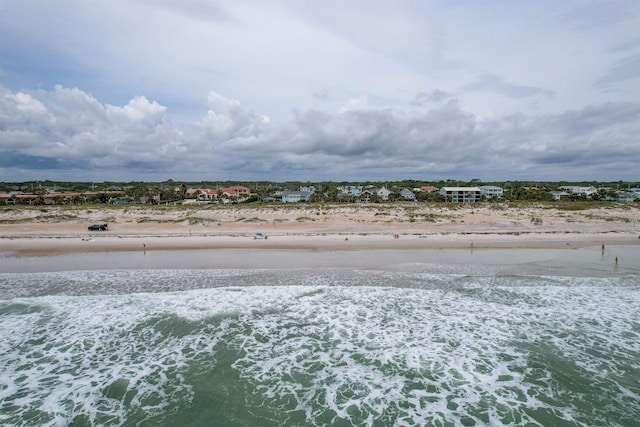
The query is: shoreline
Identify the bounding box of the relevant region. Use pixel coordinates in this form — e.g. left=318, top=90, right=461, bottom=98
left=1, top=230, right=639, bottom=257
left=1, top=203, right=638, bottom=275
left=1, top=233, right=637, bottom=277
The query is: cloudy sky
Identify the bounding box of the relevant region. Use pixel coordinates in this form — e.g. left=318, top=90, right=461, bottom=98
left=1, top=0, right=639, bottom=182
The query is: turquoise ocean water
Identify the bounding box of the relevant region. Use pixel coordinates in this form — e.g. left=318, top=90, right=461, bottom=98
left=1, top=267, right=639, bottom=426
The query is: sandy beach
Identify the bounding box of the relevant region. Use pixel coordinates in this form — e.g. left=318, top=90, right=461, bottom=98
left=2, top=208, right=639, bottom=427
left=1, top=203, right=638, bottom=274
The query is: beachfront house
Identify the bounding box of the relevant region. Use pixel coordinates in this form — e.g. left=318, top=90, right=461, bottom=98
left=111, top=197, right=133, bottom=204
left=616, top=191, right=639, bottom=202
left=282, top=190, right=314, bottom=203
left=559, top=186, right=598, bottom=198
left=550, top=190, right=571, bottom=200
left=399, top=188, right=416, bottom=201
left=602, top=187, right=640, bottom=202
left=440, top=187, right=481, bottom=203
left=337, top=186, right=363, bottom=196
left=357, top=189, right=376, bottom=203
left=195, top=188, right=218, bottom=202
left=480, top=185, right=503, bottom=199
left=281, top=186, right=315, bottom=203
left=221, top=185, right=251, bottom=198
left=376, top=187, right=391, bottom=201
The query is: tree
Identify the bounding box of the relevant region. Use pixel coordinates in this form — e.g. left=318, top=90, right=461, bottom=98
left=326, top=187, right=339, bottom=202
left=388, top=191, right=401, bottom=202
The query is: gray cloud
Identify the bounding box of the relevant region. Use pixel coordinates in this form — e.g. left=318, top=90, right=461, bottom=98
left=595, top=53, right=640, bottom=87
left=2, top=0, right=637, bottom=132
left=561, top=0, right=639, bottom=30
left=462, top=74, right=554, bottom=99
left=137, top=0, right=233, bottom=24
left=192, top=91, right=639, bottom=181
left=1, top=86, right=639, bottom=182
left=285, top=2, right=442, bottom=72
left=313, top=89, right=329, bottom=102
left=411, top=90, right=455, bottom=106
left=609, top=36, right=640, bottom=53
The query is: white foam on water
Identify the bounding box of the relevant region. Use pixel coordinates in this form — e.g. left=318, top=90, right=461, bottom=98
left=0, top=270, right=638, bottom=426
left=228, top=277, right=639, bottom=426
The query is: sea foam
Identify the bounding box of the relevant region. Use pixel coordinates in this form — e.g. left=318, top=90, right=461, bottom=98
left=1, top=270, right=638, bottom=426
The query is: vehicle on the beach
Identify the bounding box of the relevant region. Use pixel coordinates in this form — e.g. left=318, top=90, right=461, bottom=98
left=88, top=223, right=108, bottom=231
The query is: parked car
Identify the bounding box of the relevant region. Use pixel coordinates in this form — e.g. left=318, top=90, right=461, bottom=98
left=88, top=223, right=108, bottom=231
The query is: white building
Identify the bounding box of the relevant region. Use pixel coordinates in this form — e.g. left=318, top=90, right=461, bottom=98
left=440, top=187, right=481, bottom=203
left=559, top=186, right=598, bottom=198
left=376, top=187, right=391, bottom=201
left=281, top=190, right=313, bottom=203
left=480, top=185, right=503, bottom=199
left=337, top=185, right=363, bottom=196
left=550, top=191, right=570, bottom=200
left=299, top=186, right=315, bottom=194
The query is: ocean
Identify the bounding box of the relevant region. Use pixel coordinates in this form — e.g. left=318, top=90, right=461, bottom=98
left=1, top=266, right=639, bottom=426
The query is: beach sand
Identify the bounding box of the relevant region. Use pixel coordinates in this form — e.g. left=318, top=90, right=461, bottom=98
left=1, top=203, right=638, bottom=275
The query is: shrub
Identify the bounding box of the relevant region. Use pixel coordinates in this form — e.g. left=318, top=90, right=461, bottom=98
left=531, top=216, right=543, bottom=225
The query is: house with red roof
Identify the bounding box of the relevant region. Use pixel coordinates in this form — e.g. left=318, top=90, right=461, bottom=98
left=192, top=188, right=218, bottom=201
left=221, top=185, right=250, bottom=197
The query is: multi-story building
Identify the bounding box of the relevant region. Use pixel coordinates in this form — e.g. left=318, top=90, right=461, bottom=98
left=439, top=187, right=481, bottom=203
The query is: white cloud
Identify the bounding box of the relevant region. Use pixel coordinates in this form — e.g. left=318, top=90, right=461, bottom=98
left=0, top=86, right=185, bottom=173
left=1, top=1, right=638, bottom=181
left=198, top=91, right=270, bottom=143
left=1, top=85, right=639, bottom=181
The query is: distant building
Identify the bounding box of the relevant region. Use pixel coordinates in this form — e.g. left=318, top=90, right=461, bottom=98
left=376, top=187, right=391, bottom=201
left=358, top=189, right=376, bottom=203
left=480, top=185, right=503, bottom=199
left=111, top=197, right=133, bottom=204
left=399, top=188, right=416, bottom=201
left=282, top=190, right=313, bottom=203
left=440, top=187, right=481, bottom=203
left=221, top=185, right=251, bottom=197
left=185, top=188, right=198, bottom=197
left=550, top=191, right=570, bottom=200
left=337, top=186, right=363, bottom=196
left=559, top=186, right=598, bottom=198
left=195, top=188, right=218, bottom=202
left=279, top=186, right=315, bottom=203
left=616, top=191, right=639, bottom=202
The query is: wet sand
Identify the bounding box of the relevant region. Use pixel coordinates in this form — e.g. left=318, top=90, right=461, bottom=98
left=1, top=238, right=637, bottom=277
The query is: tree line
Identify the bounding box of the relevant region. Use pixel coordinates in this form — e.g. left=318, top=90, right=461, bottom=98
left=1, top=179, right=638, bottom=205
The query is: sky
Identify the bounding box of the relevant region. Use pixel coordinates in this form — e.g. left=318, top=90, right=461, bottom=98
left=0, top=0, right=639, bottom=183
